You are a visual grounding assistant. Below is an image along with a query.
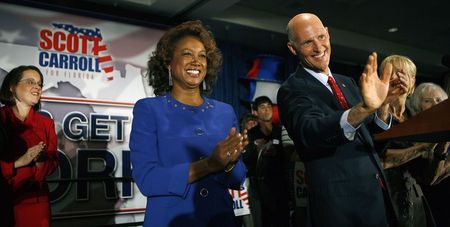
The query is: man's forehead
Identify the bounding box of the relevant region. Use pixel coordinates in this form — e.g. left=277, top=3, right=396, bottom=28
left=297, top=26, right=326, bottom=39
left=258, top=102, right=272, bottom=108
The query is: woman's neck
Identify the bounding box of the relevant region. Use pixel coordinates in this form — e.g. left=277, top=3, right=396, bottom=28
left=12, top=103, right=31, bottom=121
left=389, top=96, right=408, bottom=122
left=171, top=87, right=203, bottom=106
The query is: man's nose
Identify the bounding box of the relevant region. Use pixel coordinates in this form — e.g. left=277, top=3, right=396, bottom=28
left=312, top=39, right=322, bottom=50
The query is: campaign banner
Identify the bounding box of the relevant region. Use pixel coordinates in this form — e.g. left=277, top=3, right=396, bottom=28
left=0, top=2, right=163, bottom=225
left=0, top=2, right=250, bottom=225
left=229, top=178, right=251, bottom=216
left=294, top=161, right=308, bottom=207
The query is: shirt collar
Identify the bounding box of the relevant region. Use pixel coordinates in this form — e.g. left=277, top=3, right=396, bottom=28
left=303, top=67, right=333, bottom=93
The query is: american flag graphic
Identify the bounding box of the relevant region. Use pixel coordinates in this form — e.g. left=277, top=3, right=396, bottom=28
left=0, top=2, right=163, bottom=77
left=0, top=2, right=164, bottom=104
left=0, top=2, right=167, bottom=225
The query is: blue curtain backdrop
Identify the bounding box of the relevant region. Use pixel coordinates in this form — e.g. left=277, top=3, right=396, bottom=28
left=211, top=40, right=298, bottom=122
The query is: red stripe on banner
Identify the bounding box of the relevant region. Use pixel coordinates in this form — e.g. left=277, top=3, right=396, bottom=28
left=96, top=44, right=108, bottom=52
left=41, top=96, right=134, bottom=107
left=91, top=44, right=108, bottom=55
left=114, top=208, right=146, bottom=213
left=98, top=55, right=112, bottom=62
left=238, top=191, right=248, bottom=197
left=246, top=58, right=261, bottom=79
left=103, top=66, right=114, bottom=73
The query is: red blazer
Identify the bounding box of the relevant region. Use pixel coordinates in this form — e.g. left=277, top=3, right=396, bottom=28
left=0, top=106, right=59, bottom=227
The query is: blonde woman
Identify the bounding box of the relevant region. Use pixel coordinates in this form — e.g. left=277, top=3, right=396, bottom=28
left=380, top=56, right=447, bottom=227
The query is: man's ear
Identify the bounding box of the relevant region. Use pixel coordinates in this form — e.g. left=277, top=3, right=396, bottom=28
left=287, top=42, right=297, bottom=56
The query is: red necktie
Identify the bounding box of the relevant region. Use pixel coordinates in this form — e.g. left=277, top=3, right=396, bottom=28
left=327, top=76, right=349, bottom=110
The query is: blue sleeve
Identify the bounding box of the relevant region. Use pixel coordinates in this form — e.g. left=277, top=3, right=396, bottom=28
left=130, top=99, right=190, bottom=198
left=213, top=107, right=247, bottom=190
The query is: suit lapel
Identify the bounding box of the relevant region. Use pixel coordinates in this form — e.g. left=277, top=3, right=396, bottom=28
left=334, top=75, right=359, bottom=108
left=297, top=67, right=345, bottom=110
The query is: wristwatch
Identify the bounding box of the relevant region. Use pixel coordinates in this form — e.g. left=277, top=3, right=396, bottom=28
left=224, top=162, right=236, bottom=173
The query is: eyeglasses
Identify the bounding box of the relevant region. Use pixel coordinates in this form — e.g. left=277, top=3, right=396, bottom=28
left=18, top=79, right=44, bottom=88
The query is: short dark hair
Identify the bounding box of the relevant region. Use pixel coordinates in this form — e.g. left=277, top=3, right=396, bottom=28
left=240, top=112, right=258, bottom=128
left=147, top=20, right=222, bottom=96
left=252, top=96, right=273, bottom=111
left=0, top=65, right=44, bottom=111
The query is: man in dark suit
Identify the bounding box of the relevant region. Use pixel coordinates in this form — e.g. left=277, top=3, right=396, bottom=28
left=277, top=13, right=403, bottom=226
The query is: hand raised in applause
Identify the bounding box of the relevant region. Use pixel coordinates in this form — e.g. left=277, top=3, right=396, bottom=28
left=384, top=69, right=410, bottom=105
left=14, top=141, right=45, bottom=168
left=359, top=52, right=393, bottom=111
left=34, top=142, right=48, bottom=166
left=206, top=127, right=248, bottom=172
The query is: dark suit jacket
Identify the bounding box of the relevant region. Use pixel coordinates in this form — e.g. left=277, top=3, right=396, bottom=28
left=277, top=66, right=395, bottom=227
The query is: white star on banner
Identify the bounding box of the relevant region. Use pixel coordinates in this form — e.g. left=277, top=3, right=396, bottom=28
left=0, top=30, right=25, bottom=43
left=0, top=55, right=16, bottom=71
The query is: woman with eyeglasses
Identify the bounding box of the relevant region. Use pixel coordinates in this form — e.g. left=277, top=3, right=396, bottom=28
left=0, top=65, right=58, bottom=227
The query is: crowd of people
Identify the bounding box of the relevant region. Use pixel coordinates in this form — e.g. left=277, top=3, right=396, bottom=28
left=1, top=11, right=449, bottom=227
left=238, top=13, right=450, bottom=227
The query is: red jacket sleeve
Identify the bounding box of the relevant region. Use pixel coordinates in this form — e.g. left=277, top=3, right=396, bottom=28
left=34, top=119, right=59, bottom=182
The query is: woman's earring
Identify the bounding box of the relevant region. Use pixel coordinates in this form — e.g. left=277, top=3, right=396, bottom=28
left=202, top=80, right=207, bottom=90
left=168, top=66, right=173, bottom=86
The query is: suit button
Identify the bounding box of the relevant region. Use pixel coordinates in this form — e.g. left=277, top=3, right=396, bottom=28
left=199, top=188, right=209, bottom=197
left=195, top=128, right=204, bottom=136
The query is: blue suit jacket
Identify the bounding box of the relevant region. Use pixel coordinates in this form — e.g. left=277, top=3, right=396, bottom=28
left=277, top=66, right=395, bottom=227
left=130, top=94, right=246, bottom=227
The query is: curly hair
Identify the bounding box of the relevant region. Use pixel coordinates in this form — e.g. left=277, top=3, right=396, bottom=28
left=0, top=65, right=43, bottom=111
left=147, top=20, right=222, bottom=96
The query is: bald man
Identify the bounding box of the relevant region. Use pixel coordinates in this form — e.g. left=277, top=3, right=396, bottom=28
left=277, top=13, right=401, bottom=226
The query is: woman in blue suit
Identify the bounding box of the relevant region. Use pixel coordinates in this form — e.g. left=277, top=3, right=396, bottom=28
left=130, top=20, right=248, bottom=227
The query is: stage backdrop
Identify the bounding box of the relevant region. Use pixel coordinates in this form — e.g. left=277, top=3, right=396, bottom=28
left=0, top=2, right=251, bottom=226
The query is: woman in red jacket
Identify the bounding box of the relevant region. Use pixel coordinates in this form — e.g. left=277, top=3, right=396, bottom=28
left=0, top=65, right=58, bottom=227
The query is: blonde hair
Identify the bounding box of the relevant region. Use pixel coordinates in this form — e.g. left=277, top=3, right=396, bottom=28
left=380, top=55, right=416, bottom=96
